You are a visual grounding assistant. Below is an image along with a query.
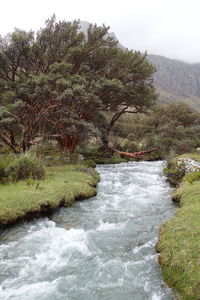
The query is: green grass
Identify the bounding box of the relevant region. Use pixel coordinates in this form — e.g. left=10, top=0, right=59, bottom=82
left=157, top=154, right=200, bottom=299
left=0, top=162, right=99, bottom=226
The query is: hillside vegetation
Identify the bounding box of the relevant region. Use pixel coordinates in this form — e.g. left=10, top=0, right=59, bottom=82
left=112, top=102, right=200, bottom=157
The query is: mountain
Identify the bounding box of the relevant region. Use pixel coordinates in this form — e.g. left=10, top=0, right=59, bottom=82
left=79, top=21, right=126, bottom=50
left=79, top=21, right=200, bottom=110
left=148, top=54, right=200, bottom=110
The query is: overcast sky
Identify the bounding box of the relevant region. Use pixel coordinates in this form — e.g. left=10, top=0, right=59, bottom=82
left=1, top=0, right=200, bottom=63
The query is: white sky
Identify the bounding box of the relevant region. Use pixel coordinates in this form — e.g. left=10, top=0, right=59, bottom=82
left=1, top=0, right=200, bottom=63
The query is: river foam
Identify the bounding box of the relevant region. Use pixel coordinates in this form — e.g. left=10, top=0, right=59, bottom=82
left=0, top=161, right=175, bottom=300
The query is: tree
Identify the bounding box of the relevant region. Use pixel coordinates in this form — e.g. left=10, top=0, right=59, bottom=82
left=116, top=102, right=200, bottom=155
left=0, top=16, right=156, bottom=153
left=0, top=17, right=84, bottom=152
left=0, top=29, right=35, bottom=153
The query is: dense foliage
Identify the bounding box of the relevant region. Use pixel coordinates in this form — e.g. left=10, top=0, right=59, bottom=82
left=0, top=16, right=156, bottom=153
left=114, top=102, right=200, bottom=156
left=0, top=153, right=45, bottom=183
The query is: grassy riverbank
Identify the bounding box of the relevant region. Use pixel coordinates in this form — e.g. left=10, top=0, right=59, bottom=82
left=157, top=154, right=200, bottom=300
left=0, top=162, right=99, bottom=227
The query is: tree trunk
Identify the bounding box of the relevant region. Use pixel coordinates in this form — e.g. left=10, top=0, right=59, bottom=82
left=0, top=132, right=20, bottom=154
left=100, top=132, right=114, bottom=153
left=56, top=135, right=78, bottom=152
left=101, top=107, right=130, bottom=152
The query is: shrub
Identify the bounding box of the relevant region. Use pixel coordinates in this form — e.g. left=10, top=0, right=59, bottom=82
left=186, top=171, right=200, bottom=184
left=8, top=153, right=45, bottom=181
left=164, top=161, right=185, bottom=187
left=0, top=155, right=15, bottom=183
left=123, top=140, right=139, bottom=152
left=0, top=159, right=9, bottom=183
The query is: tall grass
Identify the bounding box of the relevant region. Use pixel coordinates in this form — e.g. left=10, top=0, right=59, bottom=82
left=8, top=153, right=45, bottom=181
left=0, top=153, right=45, bottom=183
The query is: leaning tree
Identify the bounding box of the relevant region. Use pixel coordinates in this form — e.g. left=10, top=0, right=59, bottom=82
left=98, top=49, right=157, bottom=150
left=0, top=16, right=156, bottom=153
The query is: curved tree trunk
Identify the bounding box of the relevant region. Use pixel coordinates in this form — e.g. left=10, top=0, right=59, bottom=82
left=101, top=106, right=137, bottom=151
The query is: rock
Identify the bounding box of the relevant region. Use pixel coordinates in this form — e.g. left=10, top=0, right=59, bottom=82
left=177, top=158, right=200, bottom=173
left=172, top=194, right=181, bottom=203
left=196, top=147, right=200, bottom=154
left=78, top=154, right=84, bottom=161
left=60, top=157, right=70, bottom=162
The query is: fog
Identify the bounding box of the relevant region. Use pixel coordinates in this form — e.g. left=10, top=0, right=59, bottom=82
left=1, top=0, right=200, bottom=62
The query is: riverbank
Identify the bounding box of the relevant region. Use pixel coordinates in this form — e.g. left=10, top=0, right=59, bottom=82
left=157, top=153, right=200, bottom=300
left=0, top=160, right=174, bottom=299
left=0, top=162, right=99, bottom=228
left=0, top=147, right=153, bottom=229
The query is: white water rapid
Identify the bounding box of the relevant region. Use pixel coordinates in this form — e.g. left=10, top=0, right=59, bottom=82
left=0, top=161, right=175, bottom=300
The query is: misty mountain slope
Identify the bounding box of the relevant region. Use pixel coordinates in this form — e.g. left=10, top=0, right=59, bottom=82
left=79, top=21, right=200, bottom=110
left=148, top=54, right=200, bottom=110
left=79, top=20, right=126, bottom=50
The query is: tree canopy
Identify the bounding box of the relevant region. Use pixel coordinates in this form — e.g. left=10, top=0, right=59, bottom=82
left=114, top=102, right=200, bottom=155
left=0, top=15, right=156, bottom=153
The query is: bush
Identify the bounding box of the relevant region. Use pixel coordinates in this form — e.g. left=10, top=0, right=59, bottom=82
left=186, top=171, right=200, bottom=184
left=164, top=160, right=185, bottom=187
left=123, top=140, right=139, bottom=152
left=0, top=155, right=15, bottom=183
left=8, top=153, right=45, bottom=181
left=115, top=103, right=200, bottom=158
left=0, top=159, right=9, bottom=183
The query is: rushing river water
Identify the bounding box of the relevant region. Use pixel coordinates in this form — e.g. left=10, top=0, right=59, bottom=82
left=0, top=161, right=175, bottom=300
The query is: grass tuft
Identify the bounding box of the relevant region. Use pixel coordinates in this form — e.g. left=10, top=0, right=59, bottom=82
left=157, top=153, right=200, bottom=299
left=0, top=162, right=99, bottom=226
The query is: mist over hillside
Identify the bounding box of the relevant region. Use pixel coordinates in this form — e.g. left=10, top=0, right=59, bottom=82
left=79, top=21, right=126, bottom=50
left=148, top=55, right=200, bottom=97
left=148, top=54, right=200, bottom=110
left=79, top=20, right=200, bottom=110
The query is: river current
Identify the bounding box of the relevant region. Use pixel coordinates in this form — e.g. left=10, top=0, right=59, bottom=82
left=0, top=161, right=175, bottom=300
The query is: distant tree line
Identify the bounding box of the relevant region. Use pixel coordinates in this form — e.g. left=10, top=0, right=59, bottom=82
left=0, top=15, right=156, bottom=153
left=114, top=102, right=200, bottom=156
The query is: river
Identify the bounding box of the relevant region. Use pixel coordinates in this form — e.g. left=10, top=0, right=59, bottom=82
left=0, top=161, right=175, bottom=300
